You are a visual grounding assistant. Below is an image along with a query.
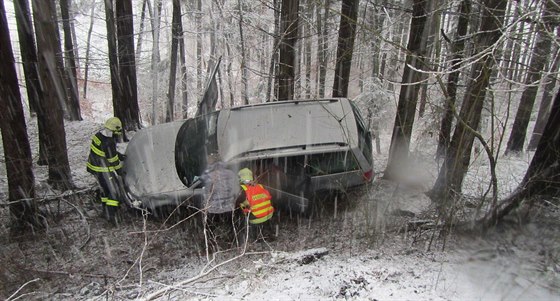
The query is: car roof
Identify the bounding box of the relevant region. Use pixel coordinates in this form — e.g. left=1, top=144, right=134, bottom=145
left=217, top=98, right=357, bottom=161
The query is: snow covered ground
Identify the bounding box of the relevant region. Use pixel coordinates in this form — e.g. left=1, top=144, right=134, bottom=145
left=1, top=117, right=559, bottom=300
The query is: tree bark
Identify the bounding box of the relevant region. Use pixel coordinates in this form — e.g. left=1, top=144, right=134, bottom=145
left=83, top=0, right=97, bottom=99
left=332, top=0, right=360, bottom=98
left=151, top=0, right=161, bottom=124
left=116, top=0, right=141, bottom=130
left=430, top=0, right=507, bottom=202
left=436, top=0, right=471, bottom=157
left=506, top=0, right=557, bottom=154
left=238, top=0, right=249, bottom=104
left=277, top=0, right=299, bottom=101
left=104, top=0, right=122, bottom=120
left=13, top=0, right=41, bottom=116
left=32, top=0, right=74, bottom=190
left=528, top=28, right=560, bottom=151
left=0, top=0, right=38, bottom=228
left=166, top=0, right=181, bottom=122
left=316, top=0, right=330, bottom=98
left=383, top=0, right=429, bottom=181
left=60, top=0, right=81, bottom=121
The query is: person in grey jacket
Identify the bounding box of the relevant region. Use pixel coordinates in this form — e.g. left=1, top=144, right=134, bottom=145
left=199, top=153, right=240, bottom=250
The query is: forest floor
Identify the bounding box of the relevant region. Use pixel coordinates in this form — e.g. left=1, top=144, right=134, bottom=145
left=1, top=120, right=559, bottom=300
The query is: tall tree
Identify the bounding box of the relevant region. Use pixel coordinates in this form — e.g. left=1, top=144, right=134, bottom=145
left=277, top=0, right=299, bottom=101
left=484, top=85, right=560, bottom=227
left=104, top=0, right=122, bottom=121
left=32, top=0, right=74, bottom=190
left=506, top=0, right=558, bottom=154
left=83, top=0, right=97, bottom=99
left=238, top=0, right=249, bottom=104
left=430, top=0, right=507, bottom=202
left=116, top=0, right=141, bottom=130
left=332, top=0, right=360, bottom=98
left=436, top=0, right=471, bottom=157
left=0, top=0, right=38, bottom=227
left=316, top=0, right=330, bottom=98
left=60, top=0, right=81, bottom=121
left=383, top=0, right=429, bottom=180
left=13, top=0, right=41, bottom=116
left=151, top=0, right=161, bottom=124
left=166, top=0, right=181, bottom=122
left=528, top=29, right=560, bottom=151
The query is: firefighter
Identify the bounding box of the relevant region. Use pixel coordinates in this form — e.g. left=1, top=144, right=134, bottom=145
left=86, top=117, right=126, bottom=225
left=237, top=168, right=275, bottom=242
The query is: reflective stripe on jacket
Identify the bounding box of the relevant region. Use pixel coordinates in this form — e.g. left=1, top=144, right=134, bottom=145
left=86, top=132, right=122, bottom=174
left=240, top=184, right=274, bottom=224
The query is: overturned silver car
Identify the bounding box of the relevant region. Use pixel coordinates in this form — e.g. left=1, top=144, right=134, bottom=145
left=121, top=98, right=374, bottom=213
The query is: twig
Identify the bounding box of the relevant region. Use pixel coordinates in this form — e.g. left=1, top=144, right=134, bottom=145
left=60, top=198, right=91, bottom=249
left=6, top=278, right=40, bottom=301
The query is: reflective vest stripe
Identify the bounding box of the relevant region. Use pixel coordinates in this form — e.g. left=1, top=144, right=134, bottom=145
left=240, top=184, right=274, bottom=220
left=91, top=144, right=105, bottom=157
left=253, top=207, right=273, bottom=217
left=252, top=200, right=271, bottom=210
left=105, top=199, right=119, bottom=206
left=101, top=197, right=108, bottom=203
left=249, top=213, right=273, bottom=224
left=107, top=155, right=119, bottom=163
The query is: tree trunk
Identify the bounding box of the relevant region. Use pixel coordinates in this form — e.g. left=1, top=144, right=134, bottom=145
left=506, top=0, right=557, bottom=154
left=332, top=0, right=360, bottom=98
left=151, top=0, right=161, bottom=124
left=316, top=0, right=330, bottom=98
left=135, top=0, right=149, bottom=62
left=32, top=0, right=74, bottom=190
left=430, top=0, right=507, bottom=202
left=266, top=0, right=281, bottom=102
left=0, top=0, right=38, bottom=228
left=116, top=0, right=141, bottom=130
left=436, top=0, right=471, bottom=157
left=196, top=0, right=203, bottom=98
left=238, top=0, right=249, bottom=105
left=83, top=0, right=97, bottom=99
left=179, top=19, right=188, bottom=118
left=528, top=28, right=560, bottom=151
left=60, top=0, right=81, bottom=121
left=277, top=0, right=299, bottom=101
left=48, top=0, right=71, bottom=120
left=104, top=0, right=122, bottom=120
left=383, top=0, right=429, bottom=181
left=484, top=84, right=560, bottom=227
left=13, top=0, right=41, bottom=116
left=166, top=0, right=181, bottom=122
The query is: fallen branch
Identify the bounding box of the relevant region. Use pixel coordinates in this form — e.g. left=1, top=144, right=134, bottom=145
left=0, top=186, right=98, bottom=207
left=6, top=278, right=40, bottom=301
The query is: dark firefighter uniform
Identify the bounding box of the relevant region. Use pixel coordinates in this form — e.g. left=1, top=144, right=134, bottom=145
left=86, top=117, right=125, bottom=223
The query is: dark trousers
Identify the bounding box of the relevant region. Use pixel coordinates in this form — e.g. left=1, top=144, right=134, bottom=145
left=93, top=172, right=120, bottom=222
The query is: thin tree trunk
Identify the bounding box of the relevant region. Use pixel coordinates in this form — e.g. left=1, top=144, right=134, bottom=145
left=196, top=0, right=203, bottom=98
left=104, top=0, right=122, bottom=120
left=317, top=0, right=330, bottom=98
left=332, top=0, right=360, bottom=98
left=32, top=0, right=74, bottom=190
left=238, top=0, right=249, bottom=104
left=0, top=0, right=38, bottom=228
left=179, top=21, right=188, bottom=119
left=136, top=0, right=149, bottom=62
left=151, top=0, right=161, bottom=124
left=60, top=0, right=81, bottom=120
left=13, top=0, right=41, bottom=116
left=437, top=0, right=471, bottom=157
left=506, top=0, right=556, bottom=154
left=383, top=0, right=429, bottom=181
left=83, top=0, right=97, bottom=99
left=267, top=0, right=281, bottom=102
left=528, top=28, right=560, bottom=151
left=166, top=0, right=181, bottom=122
left=277, top=0, right=300, bottom=101
left=430, top=0, right=507, bottom=201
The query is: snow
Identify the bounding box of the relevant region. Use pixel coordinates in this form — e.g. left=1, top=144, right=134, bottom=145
left=1, top=115, right=559, bottom=300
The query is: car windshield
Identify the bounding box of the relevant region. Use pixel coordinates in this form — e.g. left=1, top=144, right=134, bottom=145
left=175, top=112, right=219, bottom=186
